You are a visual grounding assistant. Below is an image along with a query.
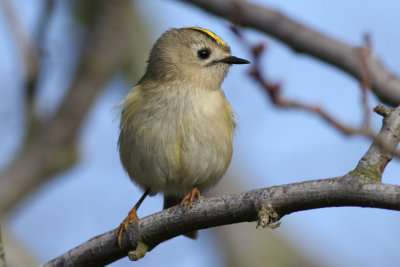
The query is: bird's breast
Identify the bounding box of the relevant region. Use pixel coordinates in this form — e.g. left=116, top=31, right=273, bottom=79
left=119, top=86, right=235, bottom=194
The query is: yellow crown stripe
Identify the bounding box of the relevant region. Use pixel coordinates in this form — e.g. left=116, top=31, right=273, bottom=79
left=185, top=27, right=228, bottom=47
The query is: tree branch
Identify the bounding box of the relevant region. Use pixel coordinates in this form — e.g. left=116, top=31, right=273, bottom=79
left=178, top=0, right=400, bottom=106
left=43, top=177, right=400, bottom=267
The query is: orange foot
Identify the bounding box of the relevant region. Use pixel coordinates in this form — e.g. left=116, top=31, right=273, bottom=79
left=116, top=189, right=150, bottom=249
left=180, top=188, right=201, bottom=210
left=116, top=207, right=139, bottom=249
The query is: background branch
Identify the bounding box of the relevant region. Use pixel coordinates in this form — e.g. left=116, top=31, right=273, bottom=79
left=0, top=0, right=134, bottom=214
left=232, top=26, right=400, bottom=158
left=179, top=0, right=400, bottom=106
left=0, top=0, right=40, bottom=92
left=0, top=0, right=42, bottom=136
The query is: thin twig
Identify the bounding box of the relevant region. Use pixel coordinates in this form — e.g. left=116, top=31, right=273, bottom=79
left=358, top=33, right=373, bottom=129
left=233, top=25, right=369, bottom=136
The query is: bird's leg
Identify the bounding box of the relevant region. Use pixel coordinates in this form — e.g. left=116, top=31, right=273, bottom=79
left=116, top=188, right=150, bottom=248
left=180, top=188, right=201, bottom=209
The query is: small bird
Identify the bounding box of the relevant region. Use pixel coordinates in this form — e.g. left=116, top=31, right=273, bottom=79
left=116, top=27, right=249, bottom=247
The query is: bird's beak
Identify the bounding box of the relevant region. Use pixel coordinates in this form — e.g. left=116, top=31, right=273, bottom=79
left=220, top=56, right=250, bottom=65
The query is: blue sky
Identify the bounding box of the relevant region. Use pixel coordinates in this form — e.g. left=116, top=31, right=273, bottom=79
left=1, top=0, right=400, bottom=266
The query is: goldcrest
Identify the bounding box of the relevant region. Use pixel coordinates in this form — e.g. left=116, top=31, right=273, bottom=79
left=116, top=27, right=249, bottom=246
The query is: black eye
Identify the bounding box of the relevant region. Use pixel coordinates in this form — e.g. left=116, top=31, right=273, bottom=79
left=197, top=49, right=210, bottom=59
